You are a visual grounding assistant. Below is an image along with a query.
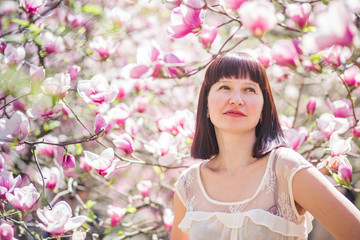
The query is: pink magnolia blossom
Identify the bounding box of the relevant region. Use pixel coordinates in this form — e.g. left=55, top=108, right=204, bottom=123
left=121, top=64, right=152, bottom=79
left=326, top=98, right=353, bottom=118
left=77, top=74, right=117, bottom=106
left=0, top=155, right=5, bottom=172
left=285, top=3, right=311, bottom=28
left=89, top=36, right=117, bottom=59
left=343, top=65, right=360, bottom=87
left=105, top=7, right=130, bottom=28
left=0, top=111, right=30, bottom=145
left=329, top=133, right=351, bottom=157
left=41, top=73, right=71, bottom=98
left=167, top=0, right=203, bottom=38
left=311, top=113, right=350, bottom=140
left=113, top=133, right=134, bottom=155
left=136, top=41, right=162, bottom=78
left=125, top=118, right=144, bottom=137
left=19, top=0, right=46, bottom=15
left=271, top=39, right=299, bottom=68
left=283, top=127, right=306, bottom=150
left=107, top=205, right=126, bottom=227
left=133, top=96, right=148, bottom=113
left=83, top=148, right=114, bottom=176
left=27, top=94, right=64, bottom=119
left=256, top=45, right=272, bottom=68
left=6, top=183, right=40, bottom=212
left=136, top=180, right=152, bottom=198
left=79, top=157, right=92, bottom=172
left=200, top=25, right=217, bottom=49
left=40, top=167, right=61, bottom=190
left=338, top=163, right=352, bottom=186
left=29, top=64, right=45, bottom=83
left=67, top=65, right=81, bottom=81
left=107, top=103, right=132, bottom=126
left=0, top=222, right=14, bottom=240
left=112, top=79, right=131, bottom=100
left=163, top=53, right=185, bottom=77
left=66, top=14, right=87, bottom=28
left=144, top=132, right=178, bottom=166
left=62, top=154, right=76, bottom=170
left=42, top=32, right=65, bottom=54
left=302, top=1, right=357, bottom=53
left=322, top=45, right=352, bottom=68
left=37, top=135, right=59, bottom=157
left=220, top=0, right=248, bottom=11
left=37, top=201, right=87, bottom=235
left=0, top=171, right=21, bottom=199
left=4, top=45, right=25, bottom=65
left=353, top=123, right=360, bottom=137
left=238, top=1, right=277, bottom=37
left=317, top=155, right=349, bottom=172
left=163, top=208, right=174, bottom=230
left=0, top=39, right=7, bottom=54
left=94, top=114, right=109, bottom=136
left=306, top=97, right=316, bottom=115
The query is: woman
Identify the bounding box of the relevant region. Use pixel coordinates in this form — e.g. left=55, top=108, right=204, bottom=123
left=171, top=52, right=360, bottom=240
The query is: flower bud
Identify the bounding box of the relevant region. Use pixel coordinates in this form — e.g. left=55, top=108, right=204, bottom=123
left=107, top=205, right=126, bottom=227
left=67, top=65, right=81, bottom=81
left=200, top=25, right=217, bottom=49
left=0, top=222, right=14, bottom=240
left=136, top=180, right=152, bottom=198
left=62, top=154, right=76, bottom=170
left=94, top=114, right=108, bottom=136
left=306, top=97, right=316, bottom=115
left=338, top=163, right=352, bottom=186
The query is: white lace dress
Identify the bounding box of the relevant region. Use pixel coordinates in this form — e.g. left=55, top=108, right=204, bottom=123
left=174, top=147, right=314, bottom=240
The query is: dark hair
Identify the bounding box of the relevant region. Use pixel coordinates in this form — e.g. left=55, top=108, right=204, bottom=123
left=191, top=52, right=288, bottom=159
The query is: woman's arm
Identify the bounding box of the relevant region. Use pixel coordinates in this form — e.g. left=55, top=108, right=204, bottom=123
left=170, top=193, right=189, bottom=240
left=293, top=166, right=360, bottom=240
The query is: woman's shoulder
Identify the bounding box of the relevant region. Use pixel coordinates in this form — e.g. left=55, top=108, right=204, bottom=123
left=274, top=147, right=314, bottom=175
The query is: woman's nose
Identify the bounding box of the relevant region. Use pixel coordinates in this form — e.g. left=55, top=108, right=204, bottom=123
left=229, top=92, right=244, bottom=105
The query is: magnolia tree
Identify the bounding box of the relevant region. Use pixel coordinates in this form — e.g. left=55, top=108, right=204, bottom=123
left=0, top=0, right=359, bottom=239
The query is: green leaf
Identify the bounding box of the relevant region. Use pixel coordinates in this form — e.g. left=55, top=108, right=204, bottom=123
left=6, top=209, right=15, bottom=215
left=126, top=207, right=137, bottom=214
left=88, top=210, right=95, bottom=222
left=82, top=4, right=103, bottom=15
left=104, top=227, right=113, bottom=235
left=28, top=24, right=42, bottom=35
left=109, top=177, right=117, bottom=187
left=76, top=143, right=83, bottom=155
left=48, top=120, right=61, bottom=130
left=86, top=200, right=97, bottom=209
left=11, top=18, right=29, bottom=27
left=118, top=231, right=124, bottom=236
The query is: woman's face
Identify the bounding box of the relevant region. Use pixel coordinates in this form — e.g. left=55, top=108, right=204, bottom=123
left=207, top=77, right=264, bottom=135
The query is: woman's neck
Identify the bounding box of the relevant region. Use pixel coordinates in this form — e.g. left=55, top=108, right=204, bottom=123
left=212, top=130, right=257, bottom=175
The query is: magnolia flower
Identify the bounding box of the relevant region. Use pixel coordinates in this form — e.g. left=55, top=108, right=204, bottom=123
left=83, top=148, right=114, bottom=176
left=306, top=97, right=316, bottom=115
left=167, top=0, right=203, bottom=38
left=121, top=64, right=152, bottom=79
left=144, top=132, right=179, bottom=166
left=37, top=135, right=59, bottom=157
left=0, top=39, right=7, bottom=54
left=40, top=167, right=61, bottom=190
left=107, top=103, right=132, bottom=126
left=19, top=0, right=47, bottom=15
left=0, top=111, right=30, bottom=144
left=125, top=118, right=143, bottom=137
left=29, top=64, right=45, bottom=83
left=94, top=114, right=109, bottom=136
left=326, top=98, right=353, bottom=118
left=66, top=14, right=87, bottom=28
left=6, top=183, right=40, bottom=212
left=329, top=133, right=351, bottom=157
left=67, top=65, right=81, bottom=81
left=136, top=180, right=152, bottom=198
left=238, top=1, right=277, bottom=37
left=37, top=201, right=87, bottom=235
left=322, top=45, right=352, bottom=68
left=41, top=73, right=71, bottom=98
left=311, top=113, right=350, bottom=140
left=77, top=74, right=117, bottom=105
left=107, top=205, right=126, bottom=226
left=163, top=53, right=185, bottom=77
left=200, top=25, right=218, bottom=49
left=220, top=0, right=247, bottom=11
left=133, top=96, right=148, bottom=113
left=163, top=208, right=174, bottom=230
left=0, top=222, right=14, bottom=240
left=343, top=65, right=360, bottom=87
left=27, top=94, right=64, bottom=119
left=256, top=45, right=272, bottom=68
left=42, top=31, right=65, bottom=54
left=89, top=36, right=117, bottom=59
left=105, top=7, right=130, bottom=28
left=285, top=3, right=311, bottom=28
left=113, top=132, right=134, bottom=155
left=283, top=127, right=307, bottom=150
left=62, top=154, right=76, bottom=170
left=79, top=157, right=92, bottom=172
left=338, top=163, right=352, bottom=186
left=4, top=45, right=25, bottom=65
left=0, top=171, right=21, bottom=199
left=271, top=39, right=299, bottom=68
left=301, top=1, right=357, bottom=53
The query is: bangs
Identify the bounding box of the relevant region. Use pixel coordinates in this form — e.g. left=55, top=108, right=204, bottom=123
left=205, top=53, right=265, bottom=86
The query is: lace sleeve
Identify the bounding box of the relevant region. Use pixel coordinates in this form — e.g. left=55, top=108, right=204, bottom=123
left=174, top=173, right=187, bottom=207
left=276, top=148, right=314, bottom=222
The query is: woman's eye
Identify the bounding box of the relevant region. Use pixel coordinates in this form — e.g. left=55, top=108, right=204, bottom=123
left=219, top=85, right=230, bottom=90
left=245, top=87, right=256, bottom=93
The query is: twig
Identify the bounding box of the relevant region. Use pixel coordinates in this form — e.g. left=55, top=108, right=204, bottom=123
left=292, top=82, right=304, bottom=128
left=338, top=74, right=358, bottom=124
left=6, top=217, right=39, bottom=240
left=0, top=93, right=31, bottom=111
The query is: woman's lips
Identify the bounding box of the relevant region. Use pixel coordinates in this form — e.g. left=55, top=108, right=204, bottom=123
left=224, top=110, right=246, bottom=117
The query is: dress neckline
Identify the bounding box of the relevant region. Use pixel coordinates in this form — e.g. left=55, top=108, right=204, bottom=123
left=197, top=149, right=275, bottom=205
